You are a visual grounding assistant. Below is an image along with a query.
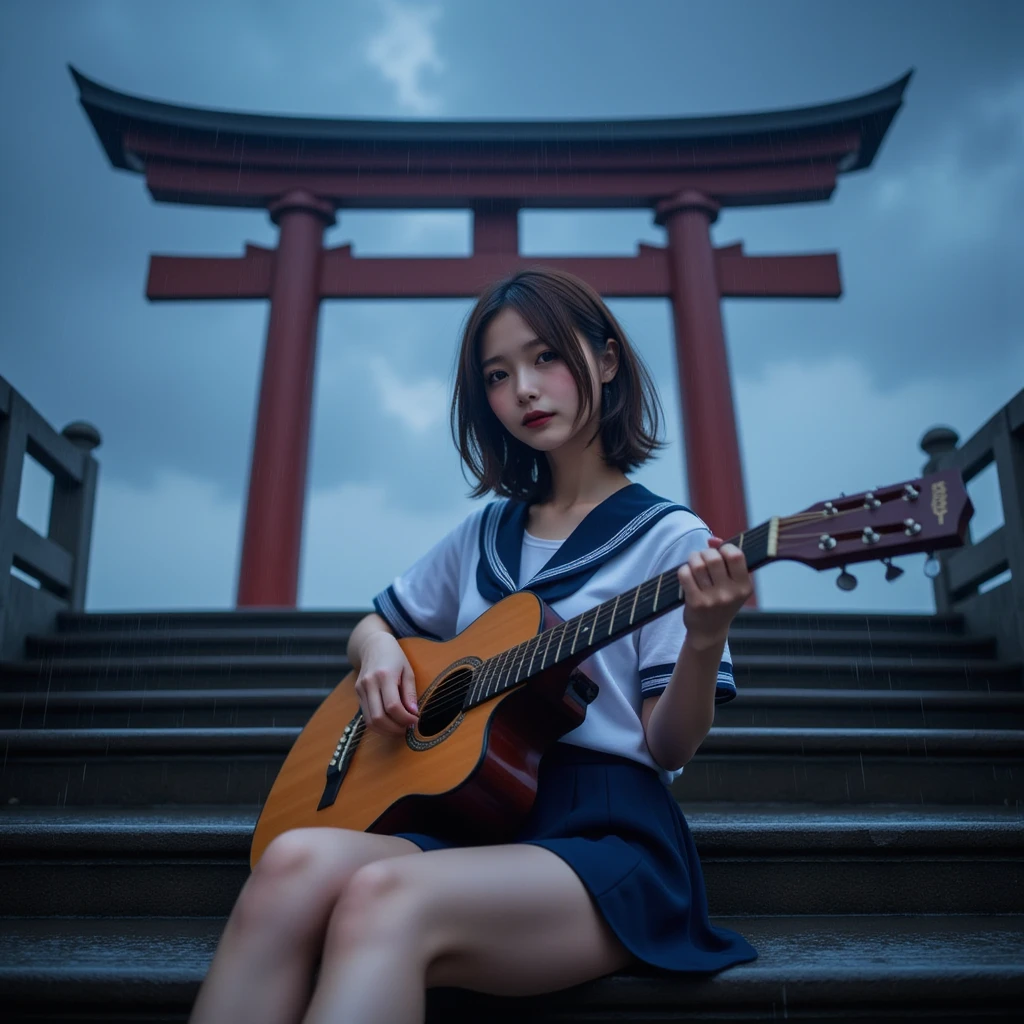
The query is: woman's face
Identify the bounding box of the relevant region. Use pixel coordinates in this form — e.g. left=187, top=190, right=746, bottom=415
left=479, top=306, right=603, bottom=453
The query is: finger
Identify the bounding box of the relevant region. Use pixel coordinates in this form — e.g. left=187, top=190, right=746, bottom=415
left=680, top=562, right=710, bottom=604
left=676, top=563, right=696, bottom=598
left=707, top=535, right=725, bottom=549
left=382, top=679, right=418, bottom=728
left=696, top=548, right=730, bottom=587
left=688, top=552, right=714, bottom=589
left=400, top=666, right=419, bottom=717
left=718, top=543, right=750, bottom=582
left=364, top=684, right=404, bottom=735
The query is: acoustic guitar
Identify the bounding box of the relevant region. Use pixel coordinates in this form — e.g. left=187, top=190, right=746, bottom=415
left=250, top=470, right=971, bottom=867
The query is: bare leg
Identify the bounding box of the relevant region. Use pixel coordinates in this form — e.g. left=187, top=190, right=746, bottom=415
left=301, top=843, right=634, bottom=1024
left=188, top=828, right=420, bottom=1024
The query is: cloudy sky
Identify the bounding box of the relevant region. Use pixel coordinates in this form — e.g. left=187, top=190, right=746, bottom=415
left=2, top=0, right=1020, bottom=616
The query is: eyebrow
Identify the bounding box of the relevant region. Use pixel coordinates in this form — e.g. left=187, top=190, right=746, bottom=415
left=480, top=337, right=546, bottom=370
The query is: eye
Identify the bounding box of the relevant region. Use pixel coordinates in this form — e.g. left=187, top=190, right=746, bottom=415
left=538, top=350, right=557, bottom=364
left=485, top=369, right=506, bottom=387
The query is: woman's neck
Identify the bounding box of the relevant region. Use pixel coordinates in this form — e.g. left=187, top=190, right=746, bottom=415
left=541, top=439, right=631, bottom=513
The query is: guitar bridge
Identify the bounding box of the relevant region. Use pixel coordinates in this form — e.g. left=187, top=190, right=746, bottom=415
left=317, top=710, right=363, bottom=811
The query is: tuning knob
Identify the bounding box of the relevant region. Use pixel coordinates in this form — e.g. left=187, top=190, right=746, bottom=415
left=883, top=558, right=904, bottom=582
left=836, top=567, right=858, bottom=591
left=923, top=553, right=942, bottom=579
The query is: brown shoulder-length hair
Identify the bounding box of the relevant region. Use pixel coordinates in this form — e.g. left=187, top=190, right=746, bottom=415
left=450, top=267, right=665, bottom=503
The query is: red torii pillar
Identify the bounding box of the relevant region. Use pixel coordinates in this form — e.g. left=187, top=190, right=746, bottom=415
left=657, top=190, right=750, bottom=546
left=236, top=191, right=335, bottom=607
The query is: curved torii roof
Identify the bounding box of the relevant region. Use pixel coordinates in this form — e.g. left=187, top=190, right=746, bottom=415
left=71, top=65, right=912, bottom=209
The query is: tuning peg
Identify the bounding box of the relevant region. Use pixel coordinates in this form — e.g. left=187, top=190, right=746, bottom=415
left=883, top=558, right=904, bottom=582
left=923, top=553, right=942, bottom=579
left=836, top=567, right=858, bottom=591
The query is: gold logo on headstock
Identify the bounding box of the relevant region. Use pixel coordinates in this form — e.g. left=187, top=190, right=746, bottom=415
left=931, top=480, right=948, bottom=525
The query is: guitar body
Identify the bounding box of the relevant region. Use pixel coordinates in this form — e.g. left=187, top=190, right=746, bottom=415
left=249, top=591, right=595, bottom=869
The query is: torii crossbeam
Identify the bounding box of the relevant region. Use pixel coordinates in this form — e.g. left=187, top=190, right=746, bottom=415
left=74, top=66, right=911, bottom=607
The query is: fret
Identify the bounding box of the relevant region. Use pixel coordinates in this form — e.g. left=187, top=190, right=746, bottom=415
left=554, top=621, right=569, bottom=662
left=503, top=643, right=519, bottom=688
left=525, top=633, right=541, bottom=678
left=490, top=647, right=512, bottom=696
left=505, top=641, right=522, bottom=687
left=470, top=662, right=488, bottom=704
left=652, top=572, right=663, bottom=612
left=608, top=595, right=620, bottom=637
left=511, top=639, right=530, bottom=685
left=485, top=652, right=502, bottom=698
left=636, top=580, right=652, bottom=622
left=540, top=625, right=557, bottom=670
left=500, top=643, right=520, bottom=688
left=628, top=583, right=641, bottom=624
left=574, top=606, right=597, bottom=655
left=570, top=613, right=584, bottom=654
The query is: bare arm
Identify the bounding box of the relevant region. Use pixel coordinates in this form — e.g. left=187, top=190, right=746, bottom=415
left=346, top=612, right=396, bottom=672
left=642, top=637, right=723, bottom=770
left=641, top=538, right=751, bottom=771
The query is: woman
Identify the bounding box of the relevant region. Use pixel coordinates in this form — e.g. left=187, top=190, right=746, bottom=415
left=189, top=267, right=757, bottom=1024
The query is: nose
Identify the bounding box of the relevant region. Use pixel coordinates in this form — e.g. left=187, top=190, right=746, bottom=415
left=515, top=371, right=540, bottom=404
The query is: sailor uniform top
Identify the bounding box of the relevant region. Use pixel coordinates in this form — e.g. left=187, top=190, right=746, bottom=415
left=373, top=482, right=736, bottom=785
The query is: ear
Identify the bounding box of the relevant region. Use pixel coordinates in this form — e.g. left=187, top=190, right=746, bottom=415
left=599, top=338, right=620, bottom=384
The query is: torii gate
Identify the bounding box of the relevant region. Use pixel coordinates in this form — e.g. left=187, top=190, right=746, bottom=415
left=73, top=66, right=910, bottom=608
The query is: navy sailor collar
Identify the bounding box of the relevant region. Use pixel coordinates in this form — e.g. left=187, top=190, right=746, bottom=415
left=476, top=482, right=691, bottom=604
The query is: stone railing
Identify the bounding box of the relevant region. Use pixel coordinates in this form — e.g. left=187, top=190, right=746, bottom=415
left=920, top=386, right=1024, bottom=660
left=0, top=376, right=102, bottom=659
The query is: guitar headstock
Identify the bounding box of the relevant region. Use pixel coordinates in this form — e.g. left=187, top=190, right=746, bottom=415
left=772, top=470, right=973, bottom=572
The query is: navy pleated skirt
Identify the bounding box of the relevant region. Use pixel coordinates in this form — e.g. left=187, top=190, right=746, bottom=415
left=392, top=741, right=758, bottom=974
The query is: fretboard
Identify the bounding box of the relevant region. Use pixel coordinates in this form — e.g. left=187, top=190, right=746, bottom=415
left=465, top=517, right=777, bottom=709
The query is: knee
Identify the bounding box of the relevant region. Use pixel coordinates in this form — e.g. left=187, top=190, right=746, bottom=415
left=327, top=860, right=422, bottom=953
left=235, top=830, right=322, bottom=932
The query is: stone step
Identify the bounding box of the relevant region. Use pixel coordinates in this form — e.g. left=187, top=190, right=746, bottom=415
left=4, top=686, right=1023, bottom=731
left=24, top=626, right=996, bottom=660
left=0, top=686, right=329, bottom=729
left=0, top=804, right=1019, bottom=917
left=1, top=727, right=1020, bottom=806
left=717, top=687, right=1024, bottom=729
left=53, top=608, right=969, bottom=636
left=3, top=653, right=1019, bottom=692
left=1, top=914, right=1021, bottom=1023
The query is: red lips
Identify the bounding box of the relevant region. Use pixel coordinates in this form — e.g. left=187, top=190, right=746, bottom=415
left=522, top=411, right=554, bottom=425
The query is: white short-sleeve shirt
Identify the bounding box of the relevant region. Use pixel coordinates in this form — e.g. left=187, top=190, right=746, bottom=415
left=373, top=482, right=735, bottom=784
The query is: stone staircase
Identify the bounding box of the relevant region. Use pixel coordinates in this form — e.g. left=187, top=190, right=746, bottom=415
left=1, top=607, right=1022, bottom=1022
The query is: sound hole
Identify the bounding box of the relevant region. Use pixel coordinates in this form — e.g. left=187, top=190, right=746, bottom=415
left=418, top=667, right=474, bottom=737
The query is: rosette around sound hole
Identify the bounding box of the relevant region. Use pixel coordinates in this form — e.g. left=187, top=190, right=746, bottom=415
left=417, top=666, right=476, bottom=736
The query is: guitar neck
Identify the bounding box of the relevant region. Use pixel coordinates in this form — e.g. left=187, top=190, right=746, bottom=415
left=466, top=518, right=778, bottom=708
